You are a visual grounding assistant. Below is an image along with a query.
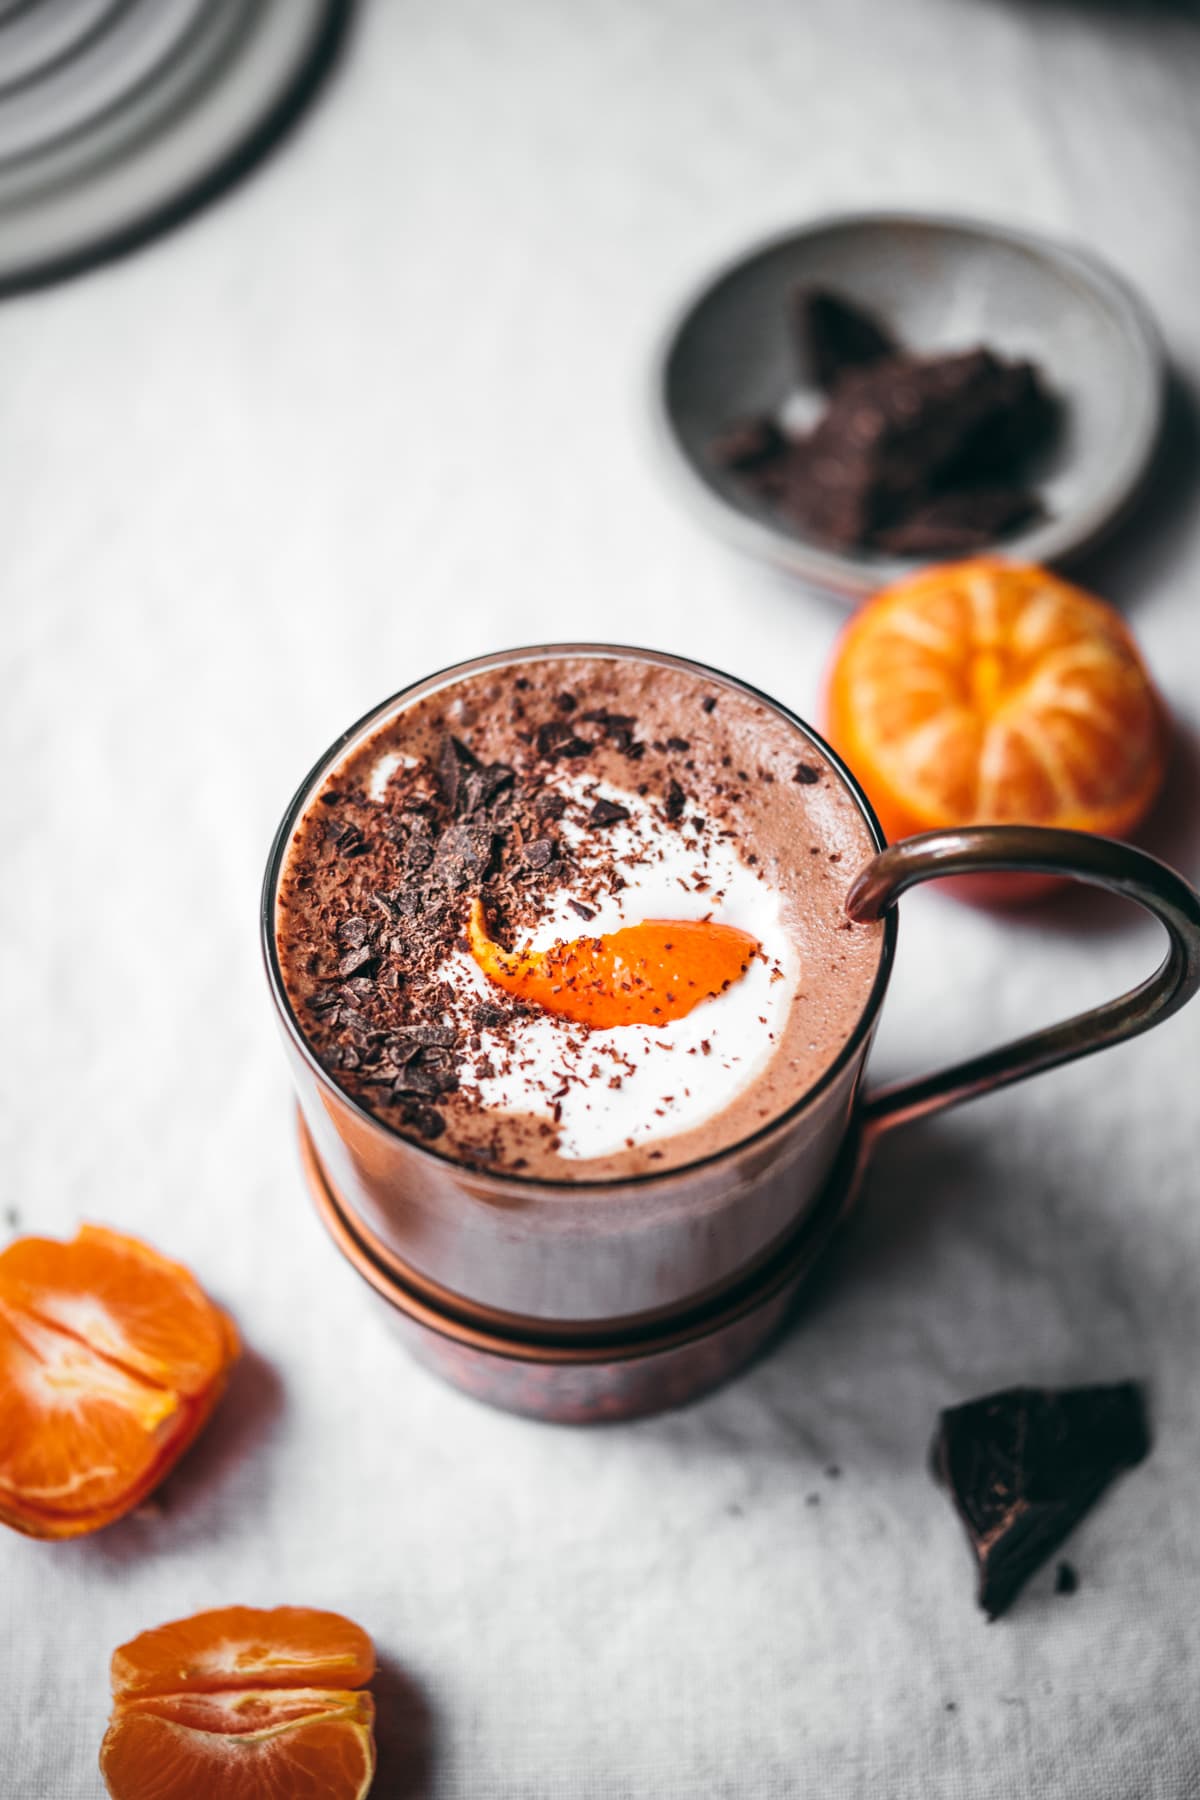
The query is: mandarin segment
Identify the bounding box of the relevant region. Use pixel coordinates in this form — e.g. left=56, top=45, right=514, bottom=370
left=100, top=1709, right=376, bottom=1800
left=0, top=1308, right=184, bottom=1525
left=111, top=1606, right=377, bottom=1699
left=116, top=1689, right=374, bottom=1736
left=0, top=1227, right=238, bottom=1539
left=0, top=1224, right=237, bottom=1395
left=102, top=1608, right=377, bottom=1800
left=825, top=559, right=1168, bottom=844
left=467, top=898, right=760, bottom=1028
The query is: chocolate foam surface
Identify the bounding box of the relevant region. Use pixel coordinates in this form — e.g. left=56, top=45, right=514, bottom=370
left=275, top=653, right=885, bottom=1179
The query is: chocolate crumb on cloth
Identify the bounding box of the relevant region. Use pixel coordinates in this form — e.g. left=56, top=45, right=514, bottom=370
left=712, top=288, right=1057, bottom=556
left=932, top=1383, right=1149, bottom=1619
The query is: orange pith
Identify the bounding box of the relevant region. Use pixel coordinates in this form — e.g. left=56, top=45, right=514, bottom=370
left=467, top=898, right=760, bottom=1028
left=101, top=1608, right=377, bottom=1800
left=824, top=559, right=1168, bottom=844
left=0, top=1226, right=238, bottom=1540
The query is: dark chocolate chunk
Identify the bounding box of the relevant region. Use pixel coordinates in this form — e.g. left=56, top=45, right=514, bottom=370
left=438, top=733, right=480, bottom=810
left=336, top=915, right=371, bottom=949
left=392, top=1025, right=458, bottom=1049
left=398, top=1101, right=446, bottom=1139
left=430, top=823, right=496, bottom=889
left=336, top=1005, right=377, bottom=1037
left=784, top=348, right=1055, bottom=550
left=392, top=1063, right=459, bottom=1099
left=711, top=417, right=787, bottom=472
left=701, top=695, right=717, bottom=713
left=666, top=737, right=691, bottom=753
left=568, top=899, right=596, bottom=921
left=798, top=289, right=899, bottom=390
left=794, top=762, right=820, bottom=785
left=333, top=822, right=368, bottom=858
left=472, top=1002, right=507, bottom=1028
left=580, top=710, right=636, bottom=732
left=588, top=798, right=631, bottom=828
left=537, top=793, right=568, bottom=820
left=523, top=838, right=556, bottom=869
left=556, top=691, right=577, bottom=712
left=933, top=1383, right=1149, bottom=1619
left=664, top=780, right=686, bottom=823
left=872, top=486, right=1042, bottom=555
left=337, top=948, right=379, bottom=980
left=460, top=762, right=515, bottom=816
left=536, top=719, right=592, bottom=760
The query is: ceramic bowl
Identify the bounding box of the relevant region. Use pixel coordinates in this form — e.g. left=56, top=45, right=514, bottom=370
left=654, top=211, right=1163, bottom=601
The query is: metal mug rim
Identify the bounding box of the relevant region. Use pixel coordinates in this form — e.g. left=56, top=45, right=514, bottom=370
left=260, top=643, right=897, bottom=1195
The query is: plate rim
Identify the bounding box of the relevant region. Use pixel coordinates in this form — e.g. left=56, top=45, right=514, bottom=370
left=0, top=0, right=352, bottom=296
left=650, top=207, right=1166, bottom=602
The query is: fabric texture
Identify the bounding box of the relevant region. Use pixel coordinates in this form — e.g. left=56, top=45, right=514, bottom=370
left=2, top=1, right=1199, bottom=1794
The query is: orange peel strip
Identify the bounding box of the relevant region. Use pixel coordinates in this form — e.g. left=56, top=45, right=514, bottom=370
left=467, top=898, right=760, bottom=1028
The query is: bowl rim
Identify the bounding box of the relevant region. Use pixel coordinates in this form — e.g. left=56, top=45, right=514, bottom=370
left=650, top=207, right=1166, bottom=600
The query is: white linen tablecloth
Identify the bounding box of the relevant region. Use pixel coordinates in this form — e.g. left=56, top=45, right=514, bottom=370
left=3, top=2, right=1199, bottom=1794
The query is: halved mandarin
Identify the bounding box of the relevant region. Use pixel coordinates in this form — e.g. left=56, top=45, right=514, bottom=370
left=101, top=1607, right=377, bottom=1800
left=467, top=898, right=760, bottom=1028
left=0, top=1226, right=238, bottom=1539
left=823, top=559, right=1169, bottom=900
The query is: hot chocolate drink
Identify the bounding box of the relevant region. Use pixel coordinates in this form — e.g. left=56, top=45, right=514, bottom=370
left=275, top=651, right=884, bottom=1180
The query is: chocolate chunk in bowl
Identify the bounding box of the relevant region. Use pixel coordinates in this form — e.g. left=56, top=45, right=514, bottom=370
left=655, top=212, right=1163, bottom=600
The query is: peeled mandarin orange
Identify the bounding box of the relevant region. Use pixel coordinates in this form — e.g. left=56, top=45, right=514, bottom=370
left=823, top=559, right=1169, bottom=898
left=0, top=1226, right=238, bottom=1539
left=101, top=1607, right=377, bottom=1800
left=467, top=897, right=760, bottom=1028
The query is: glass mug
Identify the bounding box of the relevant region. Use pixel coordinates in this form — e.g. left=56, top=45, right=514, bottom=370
left=262, top=646, right=1200, bottom=1352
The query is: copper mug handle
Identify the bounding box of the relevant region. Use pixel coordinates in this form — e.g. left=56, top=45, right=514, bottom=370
left=847, top=826, right=1200, bottom=1138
